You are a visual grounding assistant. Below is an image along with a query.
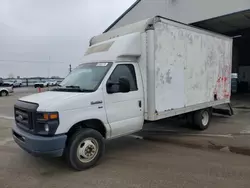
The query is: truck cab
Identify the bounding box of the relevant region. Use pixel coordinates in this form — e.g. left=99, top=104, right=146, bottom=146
left=12, top=61, right=144, bottom=170
left=12, top=30, right=145, bottom=170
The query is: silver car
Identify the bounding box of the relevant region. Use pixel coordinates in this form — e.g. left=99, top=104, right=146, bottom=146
left=0, top=85, right=13, bottom=96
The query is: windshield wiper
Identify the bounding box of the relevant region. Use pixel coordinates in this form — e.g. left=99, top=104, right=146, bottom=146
left=65, top=85, right=80, bottom=89
left=52, top=85, right=93, bottom=92
left=65, top=85, right=93, bottom=92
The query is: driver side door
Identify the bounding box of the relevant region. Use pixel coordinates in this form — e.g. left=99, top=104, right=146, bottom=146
left=104, top=63, right=144, bottom=138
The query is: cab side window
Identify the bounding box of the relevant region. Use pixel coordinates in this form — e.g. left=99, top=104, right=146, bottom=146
left=108, top=64, right=138, bottom=93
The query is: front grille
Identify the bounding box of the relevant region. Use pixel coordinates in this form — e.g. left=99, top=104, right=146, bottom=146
left=15, top=107, right=33, bottom=130
left=14, top=100, right=39, bottom=132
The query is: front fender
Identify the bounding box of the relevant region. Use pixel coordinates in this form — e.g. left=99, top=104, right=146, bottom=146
left=0, top=89, right=8, bottom=94
left=55, top=105, right=111, bottom=138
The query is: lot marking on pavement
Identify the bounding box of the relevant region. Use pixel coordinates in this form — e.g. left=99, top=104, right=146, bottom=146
left=141, top=129, right=234, bottom=138
left=0, top=137, right=14, bottom=146
left=0, top=115, right=14, bottom=120
left=239, top=126, right=250, bottom=134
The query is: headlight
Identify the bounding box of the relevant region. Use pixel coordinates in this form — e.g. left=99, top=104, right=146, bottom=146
left=36, top=112, right=59, bottom=136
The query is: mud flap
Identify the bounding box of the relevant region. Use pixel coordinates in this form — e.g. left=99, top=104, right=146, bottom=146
left=213, top=103, right=234, bottom=116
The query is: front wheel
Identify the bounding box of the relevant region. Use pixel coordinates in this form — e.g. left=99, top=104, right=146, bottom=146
left=65, top=128, right=105, bottom=171
left=193, top=108, right=212, bottom=130
left=0, top=90, right=8, bottom=97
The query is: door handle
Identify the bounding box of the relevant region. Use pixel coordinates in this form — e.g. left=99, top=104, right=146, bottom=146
left=91, top=101, right=103, bottom=105
left=138, top=100, right=142, bottom=108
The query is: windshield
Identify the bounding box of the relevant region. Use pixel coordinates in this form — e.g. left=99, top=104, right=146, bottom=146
left=6, top=80, right=14, bottom=83
left=57, top=62, right=112, bottom=92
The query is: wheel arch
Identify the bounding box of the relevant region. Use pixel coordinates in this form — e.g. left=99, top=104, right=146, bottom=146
left=0, top=89, right=8, bottom=95
left=67, top=119, right=107, bottom=139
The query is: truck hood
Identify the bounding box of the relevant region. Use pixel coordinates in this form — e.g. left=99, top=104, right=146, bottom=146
left=20, top=91, right=81, bottom=104
left=19, top=90, right=104, bottom=111
left=19, top=91, right=88, bottom=111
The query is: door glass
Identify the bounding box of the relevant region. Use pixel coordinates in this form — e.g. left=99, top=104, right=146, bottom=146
left=108, top=64, right=138, bottom=93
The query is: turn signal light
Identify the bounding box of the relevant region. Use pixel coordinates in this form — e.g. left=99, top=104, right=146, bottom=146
left=50, top=113, right=58, bottom=120
left=43, top=113, right=58, bottom=120
left=43, top=113, right=49, bottom=120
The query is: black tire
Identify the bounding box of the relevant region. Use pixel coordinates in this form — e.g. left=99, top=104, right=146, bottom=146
left=0, top=90, right=8, bottom=97
left=193, top=108, right=212, bottom=130
left=186, top=113, right=194, bottom=125
left=65, top=128, right=105, bottom=171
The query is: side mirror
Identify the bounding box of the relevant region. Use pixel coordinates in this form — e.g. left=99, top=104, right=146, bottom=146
left=106, top=81, right=115, bottom=94
left=118, top=77, right=130, bottom=93
left=106, top=77, right=130, bottom=94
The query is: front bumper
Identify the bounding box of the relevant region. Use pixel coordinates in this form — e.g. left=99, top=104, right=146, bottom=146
left=12, top=124, right=67, bottom=157
left=8, top=90, right=13, bottom=93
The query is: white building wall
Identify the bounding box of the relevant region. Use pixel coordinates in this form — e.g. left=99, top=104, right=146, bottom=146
left=109, top=0, right=250, bottom=31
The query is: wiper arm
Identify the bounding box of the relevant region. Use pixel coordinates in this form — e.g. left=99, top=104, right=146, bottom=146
left=53, top=85, right=93, bottom=92
left=65, top=85, right=80, bottom=89
left=78, top=88, right=94, bottom=92
left=65, top=85, right=93, bottom=92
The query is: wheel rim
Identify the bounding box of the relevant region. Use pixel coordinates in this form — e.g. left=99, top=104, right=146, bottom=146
left=77, top=138, right=99, bottom=163
left=2, top=91, right=7, bottom=96
left=201, top=111, right=209, bottom=126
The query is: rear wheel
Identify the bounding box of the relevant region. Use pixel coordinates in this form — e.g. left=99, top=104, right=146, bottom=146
left=65, top=128, right=105, bottom=171
left=186, top=113, right=194, bottom=125
left=193, top=108, right=212, bottom=130
left=0, top=90, right=8, bottom=97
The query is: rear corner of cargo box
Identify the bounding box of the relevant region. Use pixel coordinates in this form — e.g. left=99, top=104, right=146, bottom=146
left=145, top=19, right=233, bottom=121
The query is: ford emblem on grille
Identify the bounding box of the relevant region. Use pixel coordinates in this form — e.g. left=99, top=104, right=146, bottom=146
left=18, top=115, right=23, bottom=121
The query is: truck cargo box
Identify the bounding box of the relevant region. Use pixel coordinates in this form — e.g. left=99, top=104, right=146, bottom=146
left=146, top=17, right=232, bottom=120
left=90, top=16, right=233, bottom=121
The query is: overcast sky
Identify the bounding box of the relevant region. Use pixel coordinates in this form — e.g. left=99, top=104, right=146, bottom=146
left=0, top=0, right=135, bottom=78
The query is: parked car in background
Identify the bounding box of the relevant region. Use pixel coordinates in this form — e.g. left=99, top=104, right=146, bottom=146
left=4, top=79, right=22, bottom=87
left=34, top=81, right=49, bottom=88
left=231, top=73, right=238, bottom=93
left=0, top=78, right=3, bottom=86
left=48, top=80, right=58, bottom=86
left=0, top=84, right=13, bottom=96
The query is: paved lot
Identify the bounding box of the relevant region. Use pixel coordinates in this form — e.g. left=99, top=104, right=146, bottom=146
left=0, top=87, right=51, bottom=118
left=1, top=88, right=250, bottom=187
left=2, top=137, right=250, bottom=188
left=140, top=94, right=250, bottom=153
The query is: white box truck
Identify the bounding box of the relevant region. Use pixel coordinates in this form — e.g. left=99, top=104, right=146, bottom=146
left=12, top=16, right=232, bottom=170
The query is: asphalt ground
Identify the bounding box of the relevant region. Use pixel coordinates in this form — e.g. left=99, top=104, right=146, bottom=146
left=1, top=88, right=250, bottom=187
